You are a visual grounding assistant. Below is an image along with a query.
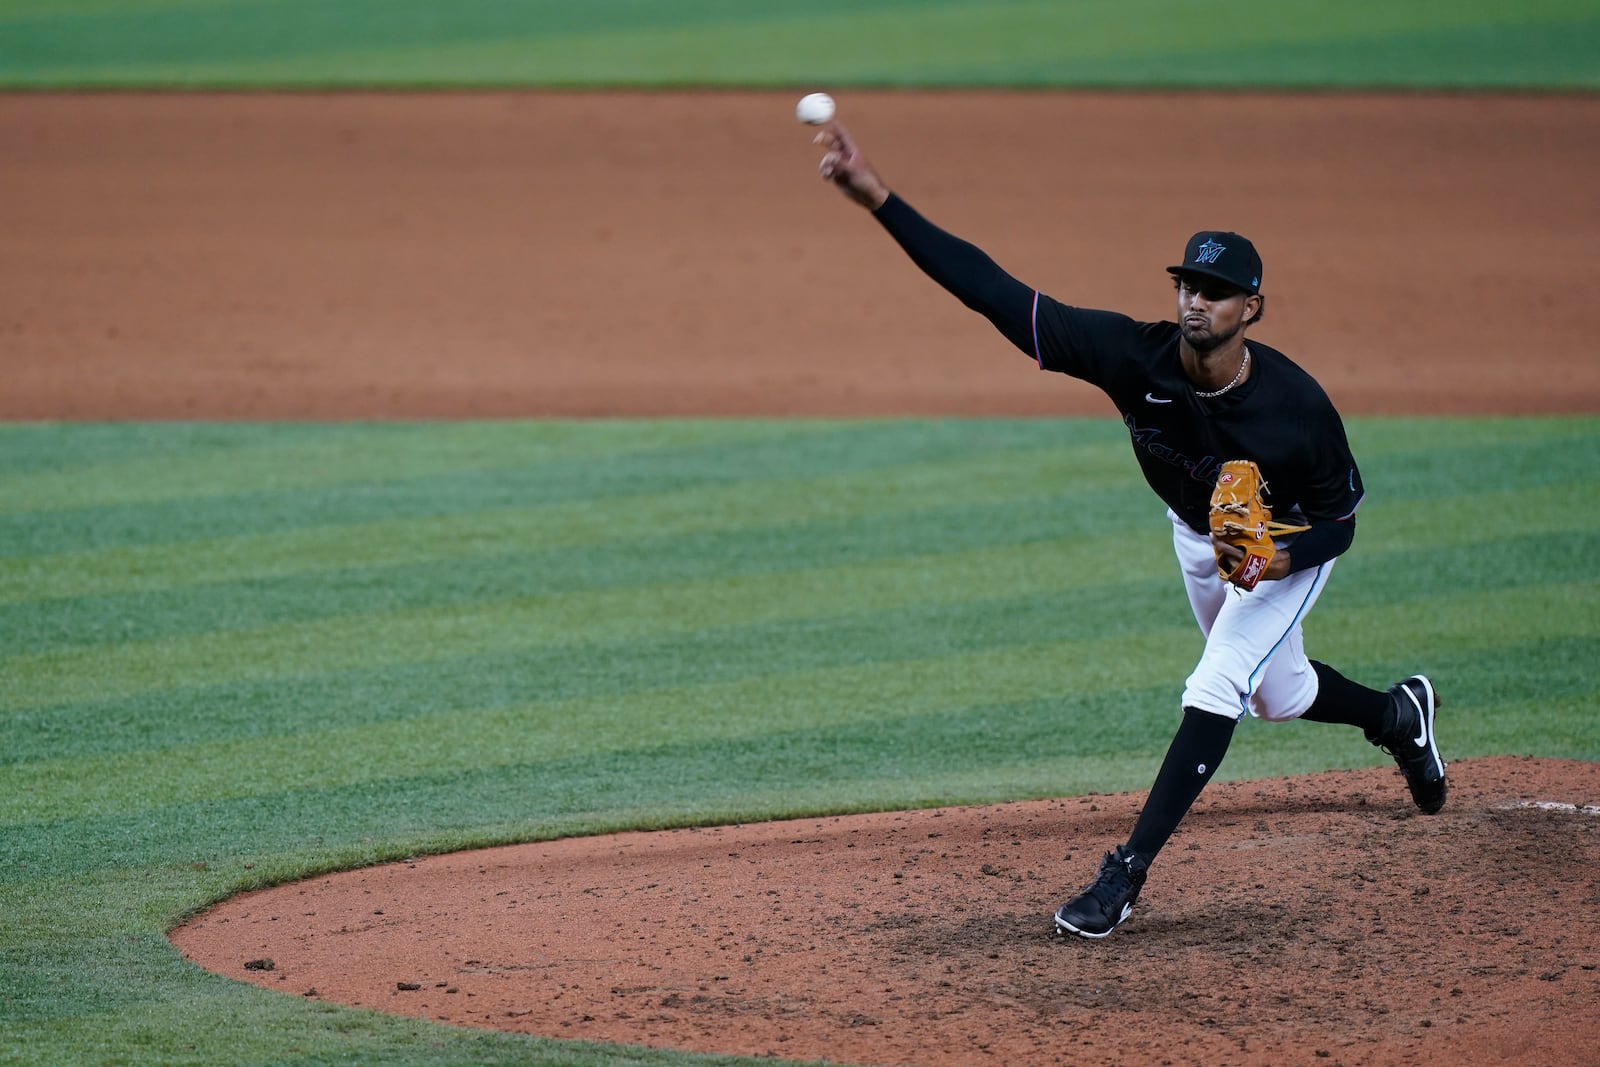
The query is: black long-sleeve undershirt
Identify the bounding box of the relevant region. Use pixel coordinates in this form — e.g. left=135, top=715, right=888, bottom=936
left=872, top=194, right=1037, bottom=358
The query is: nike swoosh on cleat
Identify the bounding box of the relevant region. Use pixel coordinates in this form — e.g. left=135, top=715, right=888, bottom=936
left=1406, top=687, right=1428, bottom=747
left=1145, top=393, right=1173, bottom=404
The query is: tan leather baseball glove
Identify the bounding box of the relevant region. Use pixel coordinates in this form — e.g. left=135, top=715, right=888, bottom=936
left=1209, top=459, right=1311, bottom=590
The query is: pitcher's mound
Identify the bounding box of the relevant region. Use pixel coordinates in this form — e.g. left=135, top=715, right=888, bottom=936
left=173, top=756, right=1600, bottom=1066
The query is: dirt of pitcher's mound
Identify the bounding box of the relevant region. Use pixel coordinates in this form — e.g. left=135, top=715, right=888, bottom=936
left=173, top=756, right=1600, bottom=1067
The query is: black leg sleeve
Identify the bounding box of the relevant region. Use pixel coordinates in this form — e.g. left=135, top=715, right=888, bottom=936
left=1299, top=660, right=1392, bottom=741
left=1124, top=707, right=1237, bottom=863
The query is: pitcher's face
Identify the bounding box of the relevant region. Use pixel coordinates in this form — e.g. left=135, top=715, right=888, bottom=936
left=1174, top=274, right=1257, bottom=352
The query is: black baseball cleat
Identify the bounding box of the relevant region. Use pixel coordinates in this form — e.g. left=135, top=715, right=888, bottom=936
left=1053, top=845, right=1148, bottom=939
left=1376, top=675, right=1447, bottom=814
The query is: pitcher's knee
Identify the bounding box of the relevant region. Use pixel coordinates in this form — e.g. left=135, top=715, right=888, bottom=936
left=1251, top=666, right=1320, bottom=722
left=1253, top=700, right=1307, bottom=723
left=1182, top=673, right=1250, bottom=719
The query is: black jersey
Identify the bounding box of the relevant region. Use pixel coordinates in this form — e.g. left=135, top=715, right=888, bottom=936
left=1034, top=303, right=1364, bottom=536
left=874, top=193, right=1364, bottom=569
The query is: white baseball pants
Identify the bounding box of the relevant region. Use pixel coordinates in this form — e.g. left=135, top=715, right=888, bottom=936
left=1169, top=509, right=1335, bottom=722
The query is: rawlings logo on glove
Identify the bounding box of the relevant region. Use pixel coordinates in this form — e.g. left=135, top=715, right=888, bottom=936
left=1209, top=459, right=1310, bottom=590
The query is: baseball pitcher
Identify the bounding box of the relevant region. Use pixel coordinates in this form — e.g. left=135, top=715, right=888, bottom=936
left=810, top=119, right=1447, bottom=939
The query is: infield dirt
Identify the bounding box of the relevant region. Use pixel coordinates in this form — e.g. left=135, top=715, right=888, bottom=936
left=5, top=91, right=1597, bottom=417
left=7, top=90, right=1596, bottom=1066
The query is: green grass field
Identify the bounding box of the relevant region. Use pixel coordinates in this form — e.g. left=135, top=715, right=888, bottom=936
left=3, top=3, right=1597, bottom=1063
left=3, top=417, right=1598, bottom=1065
left=2, top=0, right=1598, bottom=89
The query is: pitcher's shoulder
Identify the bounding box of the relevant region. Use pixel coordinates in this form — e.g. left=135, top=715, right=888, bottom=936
left=1252, top=342, right=1341, bottom=408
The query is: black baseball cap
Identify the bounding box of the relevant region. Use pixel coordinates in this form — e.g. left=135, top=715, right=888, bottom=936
left=1166, top=231, right=1262, bottom=295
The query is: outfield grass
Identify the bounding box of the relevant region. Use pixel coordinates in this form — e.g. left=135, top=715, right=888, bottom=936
left=1, top=416, right=1597, bottom=1065
left=2, top=0, right=1598, bottom=89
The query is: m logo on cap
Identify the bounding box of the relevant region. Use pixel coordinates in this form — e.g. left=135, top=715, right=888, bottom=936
left=1167, top=231, right=1263, bottom=295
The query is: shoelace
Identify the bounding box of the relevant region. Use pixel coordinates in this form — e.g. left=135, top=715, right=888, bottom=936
left=1082, top=853, right=1134, bottom=911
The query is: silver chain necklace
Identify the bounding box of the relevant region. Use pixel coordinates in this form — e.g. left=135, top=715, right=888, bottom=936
left=1194, top=346, right=1250, bottom=398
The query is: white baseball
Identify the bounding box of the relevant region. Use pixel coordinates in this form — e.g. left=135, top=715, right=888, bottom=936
left=795, top=92, right=836, bottom=125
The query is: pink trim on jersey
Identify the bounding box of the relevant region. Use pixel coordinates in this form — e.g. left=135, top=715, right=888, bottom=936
left=1031, top=290, right=1043, bottom=367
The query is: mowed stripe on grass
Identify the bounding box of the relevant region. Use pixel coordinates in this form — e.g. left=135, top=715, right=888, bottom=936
left=3, top=418, right=1596, bottom=811
left=2, top=0, right=1594, bottom=88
